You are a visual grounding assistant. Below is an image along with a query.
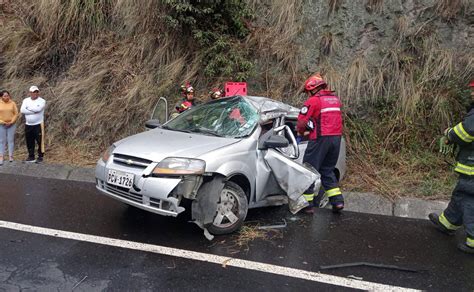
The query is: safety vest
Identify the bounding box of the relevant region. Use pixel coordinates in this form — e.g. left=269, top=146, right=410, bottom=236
left=297, top=90, right=343, bottom=140
left=316, top=91, right=343, bottom=137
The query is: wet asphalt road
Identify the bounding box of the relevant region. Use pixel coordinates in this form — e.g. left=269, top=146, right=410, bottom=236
left=0, top=173, right=473, bottom=291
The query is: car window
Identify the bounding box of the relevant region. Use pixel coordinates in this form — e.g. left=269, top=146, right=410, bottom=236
left=164, top=96, right=259, bottom=138
left=284, top=118, right=298, bottom=138
left=150, top=97, right=168, bottom=123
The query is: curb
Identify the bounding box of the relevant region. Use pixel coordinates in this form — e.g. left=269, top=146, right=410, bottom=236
left=343, top=192, right=448, bottom=220
left=0, top=161, right=95, bottom=183
left=0, top=161, right=448, bottom=220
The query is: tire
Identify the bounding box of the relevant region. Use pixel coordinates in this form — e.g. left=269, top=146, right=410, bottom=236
left=207, top=181, right=248, bottom=235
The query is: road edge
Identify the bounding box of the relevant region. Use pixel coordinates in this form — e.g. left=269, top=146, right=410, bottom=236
left=0, top=161, right=448, bottom=220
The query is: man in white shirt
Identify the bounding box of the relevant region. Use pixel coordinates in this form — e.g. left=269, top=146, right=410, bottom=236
left=20, top=86, right=46, bottom=163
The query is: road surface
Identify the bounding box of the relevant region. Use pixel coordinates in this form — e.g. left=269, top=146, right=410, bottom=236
left=0, top=173, right=472, bottom=291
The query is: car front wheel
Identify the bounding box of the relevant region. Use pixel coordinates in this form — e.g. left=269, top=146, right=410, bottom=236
left=208, top=181, right=248, bottom=235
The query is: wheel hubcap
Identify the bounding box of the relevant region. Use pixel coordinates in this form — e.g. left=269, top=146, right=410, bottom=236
left=213, top=188, right=239, bottom=228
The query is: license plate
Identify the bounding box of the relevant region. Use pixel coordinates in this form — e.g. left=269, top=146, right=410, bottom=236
left=107, top=169, right=134, bottom=189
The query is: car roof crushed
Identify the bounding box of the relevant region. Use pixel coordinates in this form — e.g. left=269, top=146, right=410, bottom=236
left=242, top=95, right=300, bottom=121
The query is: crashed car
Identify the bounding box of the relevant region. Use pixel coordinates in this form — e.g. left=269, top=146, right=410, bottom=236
left=95, top=96, right=346, bottom=236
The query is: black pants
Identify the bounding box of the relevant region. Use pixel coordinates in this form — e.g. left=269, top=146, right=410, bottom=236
left=25, top=123, right=44, bottom=159
left=303, top=136, right=343, bottom=204
left=443, top=174, right=474, bottom=240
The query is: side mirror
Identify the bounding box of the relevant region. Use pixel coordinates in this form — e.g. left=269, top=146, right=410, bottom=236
left=145, top=119, right=161, bottom=129
left=263, top=135, right=289, bottom=149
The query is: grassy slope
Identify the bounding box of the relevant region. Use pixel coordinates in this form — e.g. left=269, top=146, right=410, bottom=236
left=0, top=0, right=472, bottom=200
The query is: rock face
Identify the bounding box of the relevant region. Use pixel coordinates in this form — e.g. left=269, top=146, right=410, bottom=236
left=299, top=0, right=473, bottom=71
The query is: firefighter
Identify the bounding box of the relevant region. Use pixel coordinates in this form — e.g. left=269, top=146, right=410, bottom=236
left=429, top=80, right=474, bottom=254
left=297, top=74, right=344, bottom=214
left=209, top=87, right=223, bottom=100
left=175, top=83, right=196, bottom=114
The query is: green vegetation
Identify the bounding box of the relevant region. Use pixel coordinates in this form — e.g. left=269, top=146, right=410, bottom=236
left=0, top=0, right=472, bottom=199
left=164, top=1, right=254, bottom=80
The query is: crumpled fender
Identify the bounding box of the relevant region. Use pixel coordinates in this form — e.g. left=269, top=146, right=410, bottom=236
left=191, top=175, right=226, bottom=240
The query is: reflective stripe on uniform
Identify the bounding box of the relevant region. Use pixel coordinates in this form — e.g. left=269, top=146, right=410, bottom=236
left=320, top=107, right=341, bottom=113
left=325, top=188, right=342, bottom=198
left=303, top=193, right=314, bottom=202
left=453, top=122, right=474, bottom=143
left=439, top=212, right=461, bottom=231
left=467, top=237, right=474, bottom=248
left=454, top=162, right=474, bottom=176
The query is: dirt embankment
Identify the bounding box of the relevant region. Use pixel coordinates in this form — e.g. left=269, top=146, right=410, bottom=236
left=0, top=0, right=472, bottom=199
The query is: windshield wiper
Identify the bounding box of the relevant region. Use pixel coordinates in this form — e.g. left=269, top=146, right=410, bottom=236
left=190, top=127, right=222, bottom=137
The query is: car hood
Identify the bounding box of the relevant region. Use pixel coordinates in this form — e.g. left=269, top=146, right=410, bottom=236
left=113, top=128, right=240, bottom=162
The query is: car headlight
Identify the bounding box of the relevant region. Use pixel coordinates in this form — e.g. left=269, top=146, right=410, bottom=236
left=101, top=145, right=116, bottom=162
left=153, top=157, right=205, bottom=175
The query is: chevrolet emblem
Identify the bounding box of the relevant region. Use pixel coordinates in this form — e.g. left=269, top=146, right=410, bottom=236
left=126, top=159, right=133, bottom=165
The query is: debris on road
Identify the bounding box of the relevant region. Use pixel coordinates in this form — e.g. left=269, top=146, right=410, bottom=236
left=235, top=225, right=267, bottom=247
left=72, top=275, right=87, bottom=290
left=320, top=262, right=418, bottom=273
left=257, top=219, right=287, bottom=230
left=222, top=258, right=232, bottom=268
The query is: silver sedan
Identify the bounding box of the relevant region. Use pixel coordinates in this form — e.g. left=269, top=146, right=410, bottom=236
left=95, top=96, right=345, bottom=236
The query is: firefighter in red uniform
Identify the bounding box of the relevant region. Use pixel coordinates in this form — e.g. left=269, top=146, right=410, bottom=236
left=209, top=87, right=223, bottom=100
left=175, top=83, right=196, bottom=114
left=297, top=74, right=344, bottom=214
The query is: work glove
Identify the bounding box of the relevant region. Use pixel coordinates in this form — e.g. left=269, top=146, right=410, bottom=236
left=439, top=136, right=454, bottom=155
left=296, top=136, right=302, bottom=144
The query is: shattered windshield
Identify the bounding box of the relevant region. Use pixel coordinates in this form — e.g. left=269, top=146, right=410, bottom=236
left=164, top=96, right=259, bottom=138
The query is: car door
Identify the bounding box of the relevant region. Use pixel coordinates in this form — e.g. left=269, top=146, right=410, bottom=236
left=284, top=115, right=346, bottom=181
left=254, top=113, right=320, bottom=213
left=145, top=97, right=168, bottom=130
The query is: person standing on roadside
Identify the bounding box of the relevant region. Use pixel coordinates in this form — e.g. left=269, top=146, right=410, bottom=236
left=0, top=90, right=19, bottom=165
left=20, top=86, right=46, bottom=163
left=429, top=80, right=474, bottom=254
left=297, top=73, right=344, bottom=214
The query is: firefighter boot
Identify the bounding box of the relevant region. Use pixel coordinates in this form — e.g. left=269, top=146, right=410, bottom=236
left=329, top=195, right=344, bottom=213
left=332, top=202, right=344, bottom=213
left=303, top=193, right=315, bottom=214
left=458, top=237, right=474, bottom=254
left=428, top=213, right=456, bottom=236
left=304, top=206, right=315, bottom=214
left=458, top=243, right=474, bottom=254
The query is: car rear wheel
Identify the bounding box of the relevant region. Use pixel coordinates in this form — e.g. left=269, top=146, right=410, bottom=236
left=208, top=181, right=248, bottom=235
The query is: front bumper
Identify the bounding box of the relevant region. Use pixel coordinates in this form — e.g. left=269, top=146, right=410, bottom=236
left=95, top=158, right=185, bottom=217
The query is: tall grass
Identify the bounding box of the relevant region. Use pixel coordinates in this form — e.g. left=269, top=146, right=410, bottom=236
left=435, top=0, right=468, bottom=21
left=247, top=0, right=303, bottom=99
left=0, top=0, right=195, bottom=148
left=0, top=0, right=472, bottom=198
left=328, top=0, right=342, bottom=15
left=365, top=0, right=383, bottom=14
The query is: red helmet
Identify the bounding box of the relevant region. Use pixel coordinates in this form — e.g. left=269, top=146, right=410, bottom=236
left=469, top=80, right=474, bottom=87
left=304, top=74, right=327, bottom=92
left=209, top=88, right=222, bottom=99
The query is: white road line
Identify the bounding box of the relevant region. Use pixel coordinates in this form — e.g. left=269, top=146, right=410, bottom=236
left=0, top=220, right=420, bottom=291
